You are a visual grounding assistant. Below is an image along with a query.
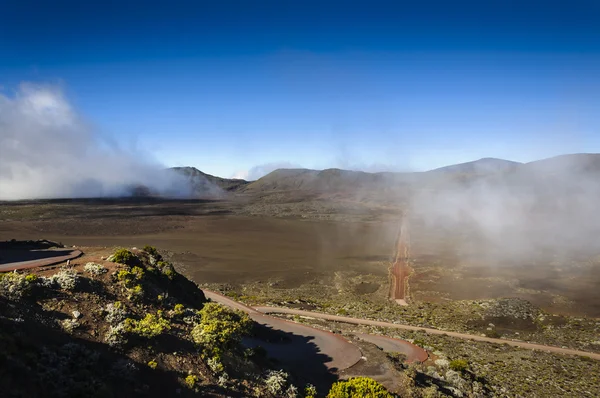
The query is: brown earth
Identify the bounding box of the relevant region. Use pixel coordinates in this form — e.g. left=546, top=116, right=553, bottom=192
left=2, top=198, right=600, bottom=318
left=0, top=199, right=398, bottom=290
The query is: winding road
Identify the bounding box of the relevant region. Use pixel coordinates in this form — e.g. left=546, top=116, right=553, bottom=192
left=0, top=249, right=82, bottom=271
left=203, top=290, right=367, bottom=370
left=3, top=248, right=599, bottom=367
left=254, top=306, right=600, bottom=361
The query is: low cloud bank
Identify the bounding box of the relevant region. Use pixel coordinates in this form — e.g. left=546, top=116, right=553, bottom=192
left=409, top=155, right=600, bottom=262
left=0, top=83, right=212, bottom=200
left=232, top=161, right=302, bottom=181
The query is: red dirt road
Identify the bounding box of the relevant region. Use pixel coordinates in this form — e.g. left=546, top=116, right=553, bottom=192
left=0, top=249, right=82, bottom=271
left=203, top=290, right=365, bottom=370
left=257, top=306, right=600, bottom=361
left=353, top=333, right=428, bottom=363
left=390, top=221, right=410, bottom=304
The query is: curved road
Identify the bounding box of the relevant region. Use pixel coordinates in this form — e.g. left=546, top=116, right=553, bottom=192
left=255, top=306, right=600, bottom=360
left=0, top=249, right=82, bottom=271
left=203, top=290, right=365, bottom=370
left=6, top=253, right=597, bottom=364
left=205, top=290, right=429, bottom=366
left=354, top=333, right=429, bottom=362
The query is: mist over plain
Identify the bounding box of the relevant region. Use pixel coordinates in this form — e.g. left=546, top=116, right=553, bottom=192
left=3, top=82, right=600, bottom=271
left=0, top=83, right=215, bottom=200
left=408, top=155, right=600, bottom=266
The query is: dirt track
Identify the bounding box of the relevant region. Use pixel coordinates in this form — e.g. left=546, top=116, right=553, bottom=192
left=256, top=306, right=600, bottom=360
left=204, top=289, right=430, bottom=369
left=0, top=249, right=82, bottom=271
left=203, top=290, right=364, bottom=370
left=390, top=221, right=410, bottom=304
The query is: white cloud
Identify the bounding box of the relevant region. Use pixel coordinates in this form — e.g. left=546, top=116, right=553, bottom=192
left=231, top=161, right=302, bottom=181
left=0, top=82, right=207, bottom=200
left=231, top=170, right=249, bottom=180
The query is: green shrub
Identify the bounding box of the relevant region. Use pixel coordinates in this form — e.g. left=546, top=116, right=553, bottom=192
left=131, top=266, right=145, bottom=279
left=174, top=304, right=185, bottom=315
left=0, top=271, right=33, bottom=300
left=185, top=374, right=199, bottom=389
left=142, top=245, right=160, bottom=258
left=449, top=359, right=469, bottom=372
left=485, top=329, right=501, bottom=338
left=127, top=284, right=144, bottom=301
left=111, top=249, right=137, bottom=266
left=264, top=370, right=288, bottom=395
left=124, top=313, right=171, bottom=338
left=103, top=301, right=127, bottom=324
left=305, top=384, right=318, bottom=398
left=326, top=377, right=393, bottom=398
left=44, top=268, right=79, bottom=290
left=412, top=339, right=426, bottom=347
left=116, top=267, right=144, bottom=289
left=207, top=356, right=224, bottom=373
left=156, top=260, right=176, bottom=279
left=190, top=303, right=252, bottom=354
left=83, top=262, right=107, bottom=276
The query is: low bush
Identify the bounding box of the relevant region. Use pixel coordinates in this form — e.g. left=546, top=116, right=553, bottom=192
left=116, top=267, right=144, bottom=288
left=60, top=318, right=80, bottom=334
left=304, top=384, right=318, bottom=398
left=124, top=312, right=171, bottom=339
left=105, top=322, right=128, bottom=347
left=326, top=377, right=394, bottom=398
left=44, top=268, right=79, bottom=291
left=103, top=301, right=127, bottom=324
left=190, top=303, right=252, bottom=354
left=84, top=262, right=107, bottom=276
left=156, top=261, right=176, bottom=279
left=0, top=271, right=32, bottom=300
left=207, top=356, right=224, bottom=374
left=111, top=249, right=137, bottom=266
left=449, top=359, right=469, bottom=372
left=173, top=303, right=185, bottom=315
left=184, top=374, right=199, bottom=389
left=265, top=370, right=288, bottom=395
left=127, top=284, right=144, bottom=301
left=142, top=245, right=161, bottom=259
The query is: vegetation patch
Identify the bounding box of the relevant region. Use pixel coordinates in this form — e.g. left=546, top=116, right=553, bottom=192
left=326, top=377, right=394, bottom=398
left=190, top=302, right=252, bottom=355
left=124, top=312, right=171, bottom=339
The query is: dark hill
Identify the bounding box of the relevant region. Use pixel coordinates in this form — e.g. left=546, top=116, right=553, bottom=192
left=243, top=168, right=416, bottom=194
left=169, top=166, right=250, bottom=192
left=426, top=157, right=522, bottom=175
left=170, top=154, right=600, bottom=198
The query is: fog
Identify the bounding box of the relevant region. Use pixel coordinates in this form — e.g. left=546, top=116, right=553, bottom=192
left=0, top=83, right=218, bottom=200
left=408, top=154, right=600, bottom=263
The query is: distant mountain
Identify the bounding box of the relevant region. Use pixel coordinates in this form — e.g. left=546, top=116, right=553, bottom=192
left=168, top=154, right=600, bottom=198
left=524, top=153, right=600, bottom=174
left=169, top=167, right=250, bottom=192
left=427, top=158, right=522, bottom=175
left=242, top=168, right=415, bottom=194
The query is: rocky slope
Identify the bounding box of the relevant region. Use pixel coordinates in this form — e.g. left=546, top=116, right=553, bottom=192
left=0, top=244, right=312, bottom=397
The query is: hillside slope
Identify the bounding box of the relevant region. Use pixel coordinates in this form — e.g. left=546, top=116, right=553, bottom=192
left=0, top=244, right=304, bottom=397
left=426, top=157, right=522, bottom=175
left=169, top=166, right=250, bottom=192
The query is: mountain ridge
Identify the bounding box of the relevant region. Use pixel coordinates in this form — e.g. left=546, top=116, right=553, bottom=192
left=169, top=153, right=600, bottom=197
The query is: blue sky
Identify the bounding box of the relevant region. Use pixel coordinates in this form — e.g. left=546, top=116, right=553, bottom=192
left=1, top=0, right=599, bottom=179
